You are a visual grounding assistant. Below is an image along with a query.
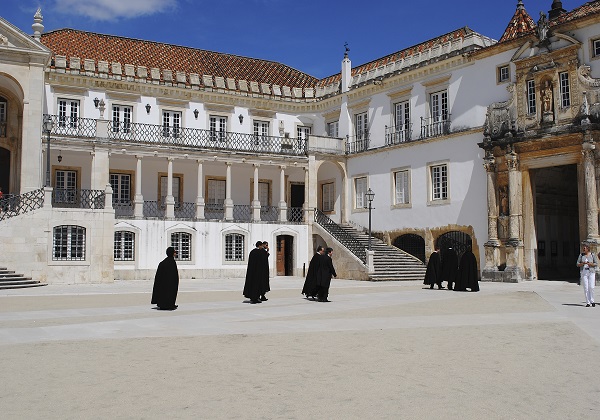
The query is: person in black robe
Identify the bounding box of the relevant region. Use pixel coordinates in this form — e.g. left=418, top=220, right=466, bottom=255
left=457, top=247, right=479, bottom=292
left=316, top=247, right=337, bottom=302
left=244, top=241, right=265, bottom=304
left=440, top=247, right=458, bottom=290
left=151, top=246, right=179, bottom=310
left=302, top=246, right=324, bottom=300
left=423, top=246, right=443, bottom=289
left=260, top=241, right=271, bottom=301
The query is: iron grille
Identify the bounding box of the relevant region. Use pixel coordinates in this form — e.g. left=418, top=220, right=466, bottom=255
left=45, top=114, right=97, bottom=138
left=385, top=124, right=413, bottom=145
left=52, top=189, right=105, bottom=209
left=205, top=203, right=224, bottom=220
left=114, top=201, right=134, bottom=217
left=436, top=231, right=472, bottom=262
left=260, top=206, right=278, bottom=222
left=143, top=201, right=165, bottom=218
left=0, top=188, right=45, bottom=221
left=420, top=115, right=451, bottom=139
left=174, top=202, right=196, bottom=220
left=287, top=207, right=304, bottom=223
left=232, top=205, right=251, bottom=222
left=393, top=234, right=426, bottom=263
left=314, top=208, right=366, bottom=263
left=346, top=134, right=370, bottom=154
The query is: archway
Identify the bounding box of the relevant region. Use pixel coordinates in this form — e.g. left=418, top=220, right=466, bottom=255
left=275, top=235, right=294, bottom=276
left=393, top=234, right=426, bottom=263
left=436, top=231, right=472, bottom=262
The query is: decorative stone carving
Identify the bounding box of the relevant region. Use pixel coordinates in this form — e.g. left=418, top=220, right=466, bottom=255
left=483, top=83, right=516, bottom=140
left=0, top=34, right=8, bottom=46
left=578, top=65, right=600, bottom=88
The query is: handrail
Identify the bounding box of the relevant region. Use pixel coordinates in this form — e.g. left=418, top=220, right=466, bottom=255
left=314, top=209, right=366, bottom=263
left=0, top=188, right=45, bottom=221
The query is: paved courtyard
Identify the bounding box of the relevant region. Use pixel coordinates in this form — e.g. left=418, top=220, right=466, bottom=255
left=1, top=277, right=599, bottom=419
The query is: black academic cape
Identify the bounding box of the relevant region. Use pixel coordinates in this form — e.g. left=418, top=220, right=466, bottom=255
left=316, top=254, right=337, bottom=290
left=151, top=255, right=179, bottom=309
left=244, top=248, right=264, bottom=300
left=261, top=250, right=270, bottom=295
left=423, top=251, right=441, bottom=286
left=440, top=248, right=459, bottom=288
left=302, top=253, right=322, bottom=297
left=457, top=250, right=479, bottom=292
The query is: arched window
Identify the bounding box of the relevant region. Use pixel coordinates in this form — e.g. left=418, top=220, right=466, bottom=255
left=393, top=234, right=426, bottom=263
left=114, top=231, right=135, bottom=261
left=171, top=232, right=192, bottom=261
left=53, top=225, right=86, bottom=261
left=225, top=233, right=245, bottom=261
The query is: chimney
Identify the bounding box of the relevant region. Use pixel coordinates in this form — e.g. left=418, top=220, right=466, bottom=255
left=549, top=0, right=566, bottom=19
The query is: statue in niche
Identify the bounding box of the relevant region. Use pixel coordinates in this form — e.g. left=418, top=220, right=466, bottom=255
left=499, top=186, right=509, bottom=216
left=541, top=80, right=555, bottom=123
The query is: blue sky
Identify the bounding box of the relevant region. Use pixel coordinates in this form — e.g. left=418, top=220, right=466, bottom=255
left=2, top=0, right=585, bottom=79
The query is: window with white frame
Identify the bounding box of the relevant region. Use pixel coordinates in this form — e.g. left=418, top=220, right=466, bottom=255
left=54, top=169, right=77, bottom=204
left=58, top=98, right=79, bottom=129
left=497, top=65, right=510, bottom=83
left=355, top=176, right=368, bottom=209
left=53, top=225, right=86, bottom=261
left=225, top=233, right=245, bottom=261
left=393, top=100, right=410, bottom=142
left=160, top=176, right=181, bottom=206
left=0, top=96, right=6, bottom=137
left=327, top=121, right=339, bottom=138
left=297, top=126, right=311, bottom=141
left=559, top=72, right=571, bottom=108
left=355, top=112, right=368, bottom=140
left=162, top=110, right=181, bottom=137
left=527, top=80, right=536, bottom=115
left=253, top=120, right=269, bottom=144
left=110, top=173, right=131, bottom=205
left=112, top=105, right=132, bottom=134
left=322, top=182, right=335, bottom=212
left=259, top=181, right=270, bottom=207
left=209, top=115, right=227, bottom=142
left=394, top=169, right=410, bottom=205
left=430, top=90, right=448, bottom=122
left=430, top=164, right=448, bottom=201
left=207, top=179, right=226, bottom=208
left=171, top=232, right=191, bottom=261
left=114, top=231, right=135, bottom=261
left=594, top=39, right=600, bottom=57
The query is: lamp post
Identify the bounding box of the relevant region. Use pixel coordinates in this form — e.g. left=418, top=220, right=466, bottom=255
left=365, top=188, right=375, bottom=251
left=43, top=115, right=53, bottom=187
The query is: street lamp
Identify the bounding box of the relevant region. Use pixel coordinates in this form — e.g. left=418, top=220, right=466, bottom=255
left=365, top=188, right=375, bottom=251
left=43, top=115, right=53, bottom=187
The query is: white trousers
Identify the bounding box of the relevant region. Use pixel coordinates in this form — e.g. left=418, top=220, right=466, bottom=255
left=581, top=270, right=595, bottom=305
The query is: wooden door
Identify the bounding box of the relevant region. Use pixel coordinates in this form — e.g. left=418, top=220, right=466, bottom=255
left=276, top=236, right=285, bottom=275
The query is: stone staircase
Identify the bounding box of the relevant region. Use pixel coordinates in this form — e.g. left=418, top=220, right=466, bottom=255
left=337, top=225, right=427, bottom=281
left=0, top=266, right=46, bottom=289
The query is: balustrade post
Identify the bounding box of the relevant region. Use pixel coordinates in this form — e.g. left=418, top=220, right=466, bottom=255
left=278, top=165, right=287, bottom=222
left=165, top=157, right=175, bottom=219
left=134, top=155, right=144, bottom=218
left=225, top=162, right=233, bottom=221
left=252, top=164, right=261, bottom=222
left=104, top=183, right=113, bottom=210
left=195, top=159, right=205, bottom=220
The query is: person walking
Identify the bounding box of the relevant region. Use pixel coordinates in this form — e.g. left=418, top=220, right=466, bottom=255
left=423, top=246, right=442, bottom=289
left=302, top=246, right=324, bottom=300
left=455, top=246, right=479, bottom=292
left=577, top=243, right=597, bottom=307
left=316, top=247, right=337, bottom=302
left=260, top=241, right=270, bottom=301
left=440, top=247, right=458, bottom=290
left=151, top=247, right=180, bottom=310
left=244, top=241, right=265, bottom=304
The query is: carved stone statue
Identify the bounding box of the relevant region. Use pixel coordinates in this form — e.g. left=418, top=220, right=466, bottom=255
left=537, top=12, right=549, bottom=42
left=542, top=80, right=553, bottom=113
left=483, top=83, right=516, bottom=140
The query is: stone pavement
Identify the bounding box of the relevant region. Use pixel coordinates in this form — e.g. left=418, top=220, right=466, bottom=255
left=0, top=277, right=599, bottom=419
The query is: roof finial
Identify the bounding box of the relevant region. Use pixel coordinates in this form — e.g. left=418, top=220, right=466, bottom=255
left=344, top=42, right=350, bottom=59
left=517, top=0, right=524, bottom=10
left=32, top=7, right=44, bottom=40
left=549, top=0, right=566, bottom=19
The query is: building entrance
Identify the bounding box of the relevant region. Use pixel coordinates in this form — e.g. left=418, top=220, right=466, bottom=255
left=0, top=147, right=9, bottom=194
left=276, top=235, right=294, bottom=276
left=533, top=165, right=579, bottom=281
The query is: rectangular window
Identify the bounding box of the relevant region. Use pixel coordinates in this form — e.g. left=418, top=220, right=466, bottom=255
left=171, top=232, right=191, bottom=261
left=355, top=177, right=368, bottom=209
left=114, top=231, right=135, bottom=261
left=110, top=173, right=131, bottom=204
left=207, top=179, right=226, bottom=206
left=355, top=112, right=368, bottom=140
left=559, top=72, right=571, bottom=108
left=53, top=225, right=86, bottom=261
left=258, top=181, right=270, bottom=206
left=162, top=110, right=181, bottom=137
left=394, top=101, right=410, bottom=132
left=431, top=164, right=448, bottom=201
left=225, top=233, right=245, bottom=262
left=394, top=170, right=410, bottom=205
left=58, top=99, right=79, bottom=129
left=253, top=121, right=270, bottom=144
left=297, top=126, right=311, bottom=140
left=54, top=169, right=77, bottom=204
left=497, top=65, right=510, bottom=83
left=322, top=182, right=335, bottom=212
left=209, top=116, right=227, bottom=142
left=160, top=176, right=181, bottom=206
left=112, top=105, right=132, bottom=134
left=527, top=80, right=536, bottom=115
left=594, top=39, right=600, bottom=57
left=327, top=121, right=339, bottom=138
left=430, top=91, right=448, bottom=122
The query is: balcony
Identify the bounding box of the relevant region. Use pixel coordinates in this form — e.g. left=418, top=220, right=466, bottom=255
left=346, top=131, right=370, bottom=154
left=420, top=115, right=451, bottom=139
left=385, top=124, right=413, bottom=145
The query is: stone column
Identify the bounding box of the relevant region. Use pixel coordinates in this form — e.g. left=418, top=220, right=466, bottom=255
left=165, top=157, right=175, bottom=219
left=303, top=166, right=309, bottom=223
left=583, top=142, right=600, bottom=242
left=195, top=159, right=205, bottom=220
left=225, top=162, right=233, bottom=221
left=483, top=156, right=500, bottom=274
left=252, top=164, right=261, bottom=222
left=90, top=149, right=110, bottom=191
left=278, top=165, right=287, bottom=222
left=134, top=155, right=144, bottom=218
left=505, top=151, right=524, bottom=281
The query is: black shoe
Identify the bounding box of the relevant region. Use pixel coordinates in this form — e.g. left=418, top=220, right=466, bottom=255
left=586, top=304, right=591, bottom=307
left=429, top=284, right=434, bottom=289
left=438, top=285, right=445, bottom=290
left=318, top=298, right=331, bottom=302
left=593, top=303, right=596, bottom=307
left=250, top=299, right=261, bottom=304
left=260, top=295, right=268, bottom=301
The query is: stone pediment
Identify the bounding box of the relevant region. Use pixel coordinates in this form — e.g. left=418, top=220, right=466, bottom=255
left=0, top=17, right=50, bottom=56
left=511, top=32, right=580, bottom=63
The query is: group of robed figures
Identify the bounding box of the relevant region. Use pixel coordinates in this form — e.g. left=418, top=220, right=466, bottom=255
left=243, top=241, right=271, bottom=304
left=302, top=246, right=337, bottom=302
left=424, top=246, right=479, bottom=292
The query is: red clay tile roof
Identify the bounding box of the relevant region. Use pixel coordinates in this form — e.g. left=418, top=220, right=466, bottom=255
left=552, top=0, right=600, bottom=25
left=40, top=28, right=318, bottom=88
left=317, top=28, right=475, bottom=88
left=499, top=2, right=536, bottom=43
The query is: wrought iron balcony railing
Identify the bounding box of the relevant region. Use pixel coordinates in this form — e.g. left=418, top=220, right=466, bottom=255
left=420, top=115, right=451, bottom=139
left=46, top=114, right=98, bottom=138
left=385, top=124, right=413, bottom=145
left=114, top=201, right=134, bottom=217
left=52, top=189, right=105, bottom=209
left=346, top=132, right=370, bottom=154
left=0, top=189, right=45, bottom=221
left=232, top=204, right=251, bottom=221
left=287, top=207, right=304, bottom=223
left=205, top=203, right=225, bottom=220
left=143, top=201, right=165, bottom=218
left=260, top=206, right=278, bottom=222
left=314, top=208, right=366, bottom=263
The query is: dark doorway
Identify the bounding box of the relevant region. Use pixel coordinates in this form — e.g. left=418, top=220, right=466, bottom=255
left=290, top=183, right=304, bottom=222
left=436, top=231, right=472, bottom=262
left=533, top=165, right=579, bottom=281
left=393, top=234, right=426, bottom=263
left=0, top=147, right=9, bottom=194
left=276, top=235, right=294, bottom=276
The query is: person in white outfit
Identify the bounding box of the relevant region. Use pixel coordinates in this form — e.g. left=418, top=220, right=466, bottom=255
left=577, top=244, right=597, bottom=307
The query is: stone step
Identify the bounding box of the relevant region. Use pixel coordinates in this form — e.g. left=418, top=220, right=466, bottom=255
left=0, top=265, right=46, bottom=289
